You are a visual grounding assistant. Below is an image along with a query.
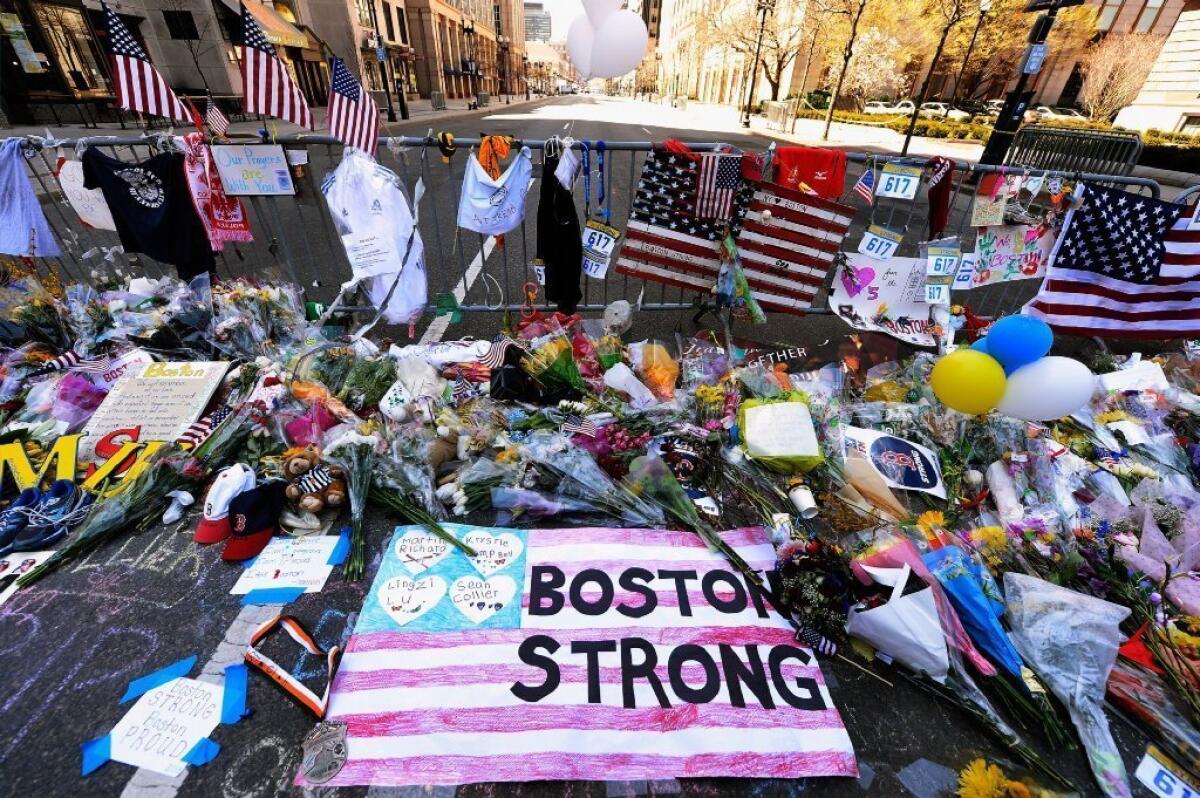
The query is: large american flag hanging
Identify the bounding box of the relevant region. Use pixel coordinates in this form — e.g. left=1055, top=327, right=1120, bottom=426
left=616, top=148, right=854, bottom=316
left=327, top=56, right=379, bottom=157
left=240, top=3, right=312, bottom=130
left=1025, top=183, right=1200, bottom=338
left=101, top=1, right=189, bottom=123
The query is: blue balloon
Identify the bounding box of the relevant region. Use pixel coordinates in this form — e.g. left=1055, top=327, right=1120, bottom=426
left=985, top=316, right=1053, bottom=373
left=971, top=338, right=989, bottom=353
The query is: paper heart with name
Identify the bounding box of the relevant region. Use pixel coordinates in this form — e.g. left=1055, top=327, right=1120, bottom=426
left=841, top=264, right=876, bottom=297
left=379, top=575, right=447, bottom=626
left=462, top=530, right=523, bottom=576
left=394, top=530, right=451, bottom=574
left=450, top=575, right=517, bottom=624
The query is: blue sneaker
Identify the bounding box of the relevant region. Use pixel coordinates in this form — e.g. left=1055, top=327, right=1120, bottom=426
left=0, top=488, right=40, bottom=556
left=10, top=480, right=93, bottom=553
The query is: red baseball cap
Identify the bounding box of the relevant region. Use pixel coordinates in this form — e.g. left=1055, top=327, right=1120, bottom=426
left=195, top=464, right=257, bottom=544
left=221, top=480, right=288, bottom=561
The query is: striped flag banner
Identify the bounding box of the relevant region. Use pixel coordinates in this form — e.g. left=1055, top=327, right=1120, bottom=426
left=176, top=406, right=232, bottom=448
left=301, top=524, right=856, bottom=787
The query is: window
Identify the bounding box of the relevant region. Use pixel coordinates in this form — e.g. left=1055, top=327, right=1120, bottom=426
left=36, top=4, right=111, bottom=93
left=1181, top=114, right=1200, bottom=135
left=383, top=1, right=396, bottom=39
left=162, top=9, right=200, bottom=40
left=1096, top=0, right=1123, bottom=31
left=1135, top=0, right=1164, bottom=31
left=397, top=8, right=409, bottom=42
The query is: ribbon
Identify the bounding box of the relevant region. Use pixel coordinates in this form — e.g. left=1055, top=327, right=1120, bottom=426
left=244, top=615, right=340, bottom=719
left=596, top=140, right=607, bottom=220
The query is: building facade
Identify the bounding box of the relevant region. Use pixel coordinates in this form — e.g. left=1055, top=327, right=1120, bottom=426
left=1113, top=0, right=1200, bottom=131
left=522, top=0, right=547, bottom=41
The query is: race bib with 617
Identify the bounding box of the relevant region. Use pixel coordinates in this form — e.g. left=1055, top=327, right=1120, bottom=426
left=581, top=220, right=620, bottom=279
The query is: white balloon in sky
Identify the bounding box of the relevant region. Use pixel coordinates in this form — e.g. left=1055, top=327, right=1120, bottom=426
left=566, top=14, right=595, bottom=79
left=582, top=0, right=622, bottom=27
left=587, top=9, right=648, bottom=78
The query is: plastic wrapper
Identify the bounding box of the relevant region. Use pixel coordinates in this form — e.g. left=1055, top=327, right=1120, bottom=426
left=1117, top=505, right=1200, bottom=615
left=209, top=279, right=306, bottom=361
left=603, top=362, right=658, bottom=409
left=632, top=341, right=679, bottom=401
left=1003, top=572, right=1133, bottom=797
left=50, top=373, right=108, bottom=431
left=522, top=328, right=586, bottom=392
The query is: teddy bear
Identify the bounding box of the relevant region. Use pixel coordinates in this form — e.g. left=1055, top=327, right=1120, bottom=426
left=282, top=447, right=348, bottom=513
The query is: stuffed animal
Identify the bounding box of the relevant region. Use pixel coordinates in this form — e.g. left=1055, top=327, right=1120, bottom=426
left=282, top=448, right=348, bottom=513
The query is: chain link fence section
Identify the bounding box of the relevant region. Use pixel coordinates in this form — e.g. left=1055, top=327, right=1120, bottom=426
left=20, top=135, right=1179, bottom=325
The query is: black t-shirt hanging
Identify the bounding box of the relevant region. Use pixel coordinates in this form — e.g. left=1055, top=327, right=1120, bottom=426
left=536, top=153, right=582, bottom=314
left=82, top=147, right=214, bottom=279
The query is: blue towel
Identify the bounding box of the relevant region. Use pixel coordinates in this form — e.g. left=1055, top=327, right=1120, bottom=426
left=0, top=139, right=61, bottom=257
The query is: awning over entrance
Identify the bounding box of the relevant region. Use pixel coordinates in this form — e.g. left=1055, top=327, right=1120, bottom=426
left=220, top=0, right=308, bottom=48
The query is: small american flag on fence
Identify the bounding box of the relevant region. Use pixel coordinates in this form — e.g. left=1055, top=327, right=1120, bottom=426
left=240, top=3, right=312, bottom=130
left=101, top=1, right=189, bottom=123
left=328, top=56, right=379, bottom=157
left=205, top=94, right=231, bottom=137
left=616, top=148, right=854, bottom=316
left=1024, top=183, right=1200, bottom=338
left=694, top=153, right=742, bottom=219
left=176, top=407, right=232, bottom=448
left=852, top=166, right=875, bottom=205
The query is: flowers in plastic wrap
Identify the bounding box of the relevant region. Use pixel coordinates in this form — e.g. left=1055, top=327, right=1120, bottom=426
left=323, top=422, right=382, bottom=580
left=1116, top=504, right=1200, bottom=615
left=631, top=341, right=679, bottom=402
left=1003, top=572, right=1133, bottom=797
left=210, top=279, right=306, bottom=360
left=521, top=331, right=586, bottom=392
left=773, top=535, right=854, bottom=654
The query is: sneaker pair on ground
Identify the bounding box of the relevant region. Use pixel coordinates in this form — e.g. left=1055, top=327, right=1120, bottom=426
left=0, top=480, right=94, bottom=556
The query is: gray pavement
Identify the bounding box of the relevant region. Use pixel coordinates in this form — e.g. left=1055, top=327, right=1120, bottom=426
left=0, top=95, right=1162, bottom=797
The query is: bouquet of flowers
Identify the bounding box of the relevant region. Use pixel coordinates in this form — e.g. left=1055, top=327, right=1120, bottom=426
left=210, top=279, right=306, bottom=360
left=323, top=422, right=383, bottom=580
left=521, top=331, right=586, bottom=393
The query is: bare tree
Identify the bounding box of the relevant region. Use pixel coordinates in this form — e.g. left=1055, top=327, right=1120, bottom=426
left=698, top=2, right=810, bottom=102
left=842, top=30, right=911, bottom=104
left=161, top=0, right=219, bottom=93
left=1079, top=32, right=1164, bottom=121
left=821, top=0, right=871, bottom=140
left=900, top=0, right=970, bottom=154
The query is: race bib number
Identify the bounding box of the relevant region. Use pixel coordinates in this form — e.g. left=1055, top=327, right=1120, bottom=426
left=876, top=163, right=922, bottom=200
left=1136, top=745, right=1200, bottom=798
left=858, top=224, right=902, bottom=261
left=924, top=282, right=951, bottom=305
left=581, top=220, right=620, bottom=279
left=532, top=259, right=546, bottom=286
left=927, top=243, right=960, bottom=277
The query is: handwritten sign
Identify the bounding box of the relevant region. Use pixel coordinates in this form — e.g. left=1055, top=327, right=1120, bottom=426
left=858, top=224, right=902, bottom=260
left=80, top=361, right=229, bottom=462
left=970, top=173, right=1023, bottom=227
left=211, top=144, right=295, bottom=196
left=109, top=677, right=223, bottom=776
left=876, top=163, right=922, bottom=200
left=831, top=256, right=939, bottom=347
left=967, top=223, right=1055, bottom=287
left=232, top=535, right=341, bottom=595
left=57, top=160, right=116, bottom=231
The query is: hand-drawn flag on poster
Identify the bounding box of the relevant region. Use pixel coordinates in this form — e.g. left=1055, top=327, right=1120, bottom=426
left=301, top=524, right=857, bottom=786
left=616, top=148, right=854, bottom=315
left=1024, top=183, right=1200, bottom=338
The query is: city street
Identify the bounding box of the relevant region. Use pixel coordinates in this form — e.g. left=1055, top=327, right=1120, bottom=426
left=0, top=94, right=1165, bottom=797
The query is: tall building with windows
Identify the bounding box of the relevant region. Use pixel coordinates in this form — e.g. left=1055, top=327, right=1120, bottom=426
left=522, top=0, right=548, bottom=41
left=1114, top=0, right=1200, bottom=130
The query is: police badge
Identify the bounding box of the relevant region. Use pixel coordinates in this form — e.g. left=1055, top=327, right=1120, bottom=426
left=300, top=721, right=347, bottom=783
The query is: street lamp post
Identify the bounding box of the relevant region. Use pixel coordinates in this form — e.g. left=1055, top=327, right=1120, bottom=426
left=366, top=0, right=398, bottom=121
left=523, top=55, right=530, bottom=100
left=499, top=35, right=510, bottom=104
left=951, top=0, right=992, bottom=105
left=462, top=19, right=479, bottom=109
left=741, top=0, right=774, bottom=128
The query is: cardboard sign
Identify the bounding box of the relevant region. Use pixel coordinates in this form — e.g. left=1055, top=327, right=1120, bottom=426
left=93, top=348, right=155, bottom=391
left=970, top=174, right=1023, bottom=227
left=231, top=535, right=341, bottom=595
left=79, top=361, right=229, bottom=462
left=307, top=524, right=857, bottom=786
left=0, top=14, right=46, bottom=73
left=844, top=426, right=946, bottom=499
left=109, top=678, right=223, bottom=776
left=857, top=224, right=902, bottom=261
left=876, top=163, right=922, bottom=200
left=831, top=257, right=940, bottom=347
left=57, top=160, right=117, bottom=231
left=967, top=224, right=1055, bottom=287
left=211, top=145, right=295, bottom=196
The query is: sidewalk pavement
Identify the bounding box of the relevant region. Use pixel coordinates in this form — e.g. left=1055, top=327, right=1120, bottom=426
left=1, top=93, right=543, bottom=142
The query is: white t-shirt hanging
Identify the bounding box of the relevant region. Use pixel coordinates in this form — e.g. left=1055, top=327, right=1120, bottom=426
left=457, top=147, right=532, bottom=236
left=57, top=159, right=117, bottom=231
left=554, top=146, right=580, bottom=190
left=322, top=150, right=427, bottom=324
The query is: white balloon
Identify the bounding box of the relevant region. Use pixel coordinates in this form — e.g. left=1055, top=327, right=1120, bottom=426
left=566, top=15, right=595, bottom=79
left=583, top=0, right=622, bottom=27
left=996, top=356, right=1096, bottom=421
left=588, top=9, right=648, bottom=78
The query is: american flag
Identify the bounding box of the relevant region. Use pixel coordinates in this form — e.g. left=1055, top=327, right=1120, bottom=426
left=480, top=337, right=522, bottom=368
left=561, top=415, right=597, bottom=437
left=176, top=407, right=232, bottom=449
left=852, top=166, right=874, bottom=205
left=1025, top=183, right=1200, bottom=338
left=695, top=153, right=742, bottom=219
left=452, top=370, right=478, bottom=405
left=30, top=350, right=111, bottom=376
left=327, top=56, right=379, bottom=157
left=205, top=94, right=231, bottom=136
left=616, top=148, right=854, bottom=316
left=304, top=524, right=856, bottom=787
left=101, top=1, right=189, bottom=123
left=240, top=3, right=312, bottom=130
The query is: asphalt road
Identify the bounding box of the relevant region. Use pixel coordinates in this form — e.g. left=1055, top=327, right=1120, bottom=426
left=2, top=96, right=1161, bottom=797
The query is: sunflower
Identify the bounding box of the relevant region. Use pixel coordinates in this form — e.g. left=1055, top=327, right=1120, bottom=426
left=916, top=510, right=947, bottom=538
left=957, top=759, right=1009, bottom=798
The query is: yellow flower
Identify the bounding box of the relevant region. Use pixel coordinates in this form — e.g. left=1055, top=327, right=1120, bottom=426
left=1095, top=410, right=1128, bottom=424
left=957, top=759, right=1009, bottom=798
left=969, top=526, right=1008, bottom=555
left=916, top=510, right=946, bottom=537
left=495, top=447, right=520, bottom=464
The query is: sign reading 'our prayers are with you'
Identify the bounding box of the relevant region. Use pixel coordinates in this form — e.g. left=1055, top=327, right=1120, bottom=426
left=301, top=524, right=857, bottom=786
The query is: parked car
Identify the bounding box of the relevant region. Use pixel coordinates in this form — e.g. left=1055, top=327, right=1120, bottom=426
left=919, top=102, right=971, bottom=122
left=863, top=99, right=915, bottom=115
left=1026, top=105, right=1088, bottom=122
left=983, top=99, right=1005, bottom=116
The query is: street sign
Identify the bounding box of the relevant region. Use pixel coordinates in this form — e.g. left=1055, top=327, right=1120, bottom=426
left=376, top=46, right=386, bottom=62
left=1023, top=0, right=1084, bottom=10
left=1023, top=43, right=1048, bottom=74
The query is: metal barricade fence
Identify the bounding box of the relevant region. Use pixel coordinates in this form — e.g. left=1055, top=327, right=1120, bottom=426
left=18, top=134, right=1177, bottom=327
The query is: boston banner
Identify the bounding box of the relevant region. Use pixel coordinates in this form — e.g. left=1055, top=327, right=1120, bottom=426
left=301, top=524, right=857, bottom=786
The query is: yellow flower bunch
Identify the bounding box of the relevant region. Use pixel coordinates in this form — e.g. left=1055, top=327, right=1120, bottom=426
left=521, top=336, right=571, bottom=374
left=956, top=759, right=1034, bottom=798
left=969, top=526, right=1009, bottom=564
left=916, top=510, right=946, bottom=538
left=1094, top=410, right=1129, bottom=424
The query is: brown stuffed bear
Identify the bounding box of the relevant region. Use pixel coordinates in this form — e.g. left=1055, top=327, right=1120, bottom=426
left=282, top=448, right=348, bottom=513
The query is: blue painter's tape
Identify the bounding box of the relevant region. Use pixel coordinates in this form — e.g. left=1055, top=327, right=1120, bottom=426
left=240, top=586, right=305, bottom=605
left=328, top=527, right=351, bottom=565
left=81, top=734, right=111, bottom=776
left=221, top=664, right=249, bottom=724
left=242, top=554, right=258, bottom=569
left=182, top=737, right=221, bottom=766
left=119, top=655, right=198, bottom=704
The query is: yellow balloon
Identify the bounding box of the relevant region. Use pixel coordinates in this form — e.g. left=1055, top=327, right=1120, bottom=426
left=930, top=349, right=1007, bottom=415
